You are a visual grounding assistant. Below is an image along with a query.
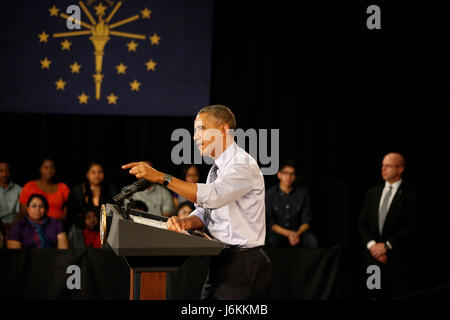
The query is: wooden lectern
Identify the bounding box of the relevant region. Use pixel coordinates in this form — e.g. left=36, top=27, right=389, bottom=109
left=101, top=204, right=224, bottom=300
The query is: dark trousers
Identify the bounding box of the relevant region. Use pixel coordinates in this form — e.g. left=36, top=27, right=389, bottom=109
left=362, top=250, right=413, bottom=300
left=201, top=247, right=272, bottom=300
left=267, top=231, right=319, bottom=248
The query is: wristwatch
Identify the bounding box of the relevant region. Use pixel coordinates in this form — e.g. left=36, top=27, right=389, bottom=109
left=163, top=174, right=173, bottom=187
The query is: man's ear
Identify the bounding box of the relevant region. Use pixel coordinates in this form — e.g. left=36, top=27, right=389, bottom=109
left=221, top=123, right=230, bottom=134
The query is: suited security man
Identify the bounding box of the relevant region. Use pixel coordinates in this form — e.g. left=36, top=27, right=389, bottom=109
left=358, top=152, right=418, bottom=298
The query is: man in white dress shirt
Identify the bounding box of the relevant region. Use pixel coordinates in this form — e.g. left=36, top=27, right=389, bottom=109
left=122, top=105, right=272, bottom=299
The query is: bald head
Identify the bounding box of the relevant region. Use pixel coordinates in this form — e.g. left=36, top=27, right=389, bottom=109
left=385, top=153, right=405, bottom=166
left=381, top=152, right=405, bottom=183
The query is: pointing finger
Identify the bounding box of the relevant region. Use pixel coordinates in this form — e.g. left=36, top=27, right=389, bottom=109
left=122, top=162, right=140, bottom=169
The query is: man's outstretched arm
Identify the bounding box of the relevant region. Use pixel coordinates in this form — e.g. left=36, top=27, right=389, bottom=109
left=122, top=161, right=197, bottom=203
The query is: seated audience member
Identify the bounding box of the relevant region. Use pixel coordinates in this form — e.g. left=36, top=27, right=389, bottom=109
left=128, top=161, right=175, bottom=217
left=68, top=207, right=101, bottom=249
left=176, top=201, right=195, bottom=219
left=66, top=161, right=117, bottom=231
left=0, top=160, right=22, bottom=229
left=265, top=160, right=318, bottom=248
left=7, top=194, right=68, bottom=249
left=19, top=158, right=70, bottom=221
left=172, top=164, right=200, bottom=207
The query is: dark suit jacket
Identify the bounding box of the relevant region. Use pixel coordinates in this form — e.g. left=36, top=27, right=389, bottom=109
left=358, top=181, right=418, bottom=250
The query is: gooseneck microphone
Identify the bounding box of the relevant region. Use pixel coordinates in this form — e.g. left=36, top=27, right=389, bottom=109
left=113, top=178, right=151, bottom=203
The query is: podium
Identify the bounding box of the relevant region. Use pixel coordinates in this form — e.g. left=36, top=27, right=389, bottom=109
left=101, top=203, right=224, bottom=300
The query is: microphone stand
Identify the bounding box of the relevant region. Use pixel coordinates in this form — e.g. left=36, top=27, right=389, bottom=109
left=116, top=198, right=136, bottom=220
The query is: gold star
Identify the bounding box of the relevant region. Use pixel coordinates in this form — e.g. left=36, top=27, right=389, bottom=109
left=70, top=62, right=81, bottom=74
left=141, top=7, right=152, bottom=19
left=93, top=73, right=104, bottom=82
left=78, top=92, right=89, bottom=104
left=127, top=40, right=138, bottom=52
left=130, top=80, right=141, bottom=91
left=115, top=62, right=127, bottom=74
left=94, top=2, right=107, bottom=17
left=107, top=93, right=118, bottom=105
left=40, top=57, right=52, bottom=69
left=55, top=78, right=67, bottom=90
left=149, top=33, right=161, bottom=45
left=61, top=39, right=72, bottom=51
left=38, top=31, right=49, bottom=43
left=145, top=59, right=157, bottom=71
left=49, top=6, right=59, bottom=17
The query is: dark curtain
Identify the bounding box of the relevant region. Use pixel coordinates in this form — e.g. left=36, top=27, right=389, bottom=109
left=0, top=248, right=130, bottom=299
left=2, top=0, right=449, bottom=290
left=166, top=246, right=438, bottom=300
left=1, top=247, right=448, bottom=299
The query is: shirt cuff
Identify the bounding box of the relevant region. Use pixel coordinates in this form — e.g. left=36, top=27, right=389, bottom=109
left=189, top=208, right=206, bottom=225
left=385, top=241, right=393, bottom=250
left=367, top=240, right=376, bottom=250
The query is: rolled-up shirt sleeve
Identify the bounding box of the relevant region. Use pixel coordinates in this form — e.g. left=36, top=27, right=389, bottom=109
left=189, top=205, right=206, bottom=225
left=196, top=164, right=254, bottom=209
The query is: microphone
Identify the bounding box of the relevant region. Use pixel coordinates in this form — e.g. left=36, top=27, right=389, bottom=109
left=113, top=178, right=151, bottom=203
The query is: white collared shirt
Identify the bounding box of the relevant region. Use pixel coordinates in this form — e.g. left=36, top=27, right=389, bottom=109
left=367, top=179, right=402, bottom=250
left=190, top=142, right=266, bottom=248
left=378, top=179, right=402, bottom=214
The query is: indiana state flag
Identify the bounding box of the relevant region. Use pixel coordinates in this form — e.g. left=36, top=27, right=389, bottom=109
left=0, top=0, right=213, bottom=116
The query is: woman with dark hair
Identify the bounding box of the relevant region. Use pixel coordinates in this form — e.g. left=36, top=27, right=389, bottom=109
left=66, top=162, right=117, bottom=231
left=7, top=194, right=68, bottom=249
left=172, top=164, right=200, bottom=207
left=19, top=158, right=70, bottom=220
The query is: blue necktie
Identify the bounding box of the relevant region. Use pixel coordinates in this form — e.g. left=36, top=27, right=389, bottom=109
left=204, top=163, right=218, bottom=226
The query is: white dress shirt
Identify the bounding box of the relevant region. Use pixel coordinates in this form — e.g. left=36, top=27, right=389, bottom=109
left=367, top=179, right=402, bottom=250
left=378, top=179, right=402, bottom=213
left=190, top=142, right=266, bottom=248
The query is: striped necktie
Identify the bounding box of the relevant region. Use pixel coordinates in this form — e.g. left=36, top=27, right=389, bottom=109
left=209, top=163, right=219, bottom=183
left=379, top=186, right=392, bottom=234
left=204, top=163, right=218, bottom=226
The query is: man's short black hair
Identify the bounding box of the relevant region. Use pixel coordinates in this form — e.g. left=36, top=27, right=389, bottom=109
left=279, top=159, right=297, bottom=173
left=198, top=105, right=236, bottom=129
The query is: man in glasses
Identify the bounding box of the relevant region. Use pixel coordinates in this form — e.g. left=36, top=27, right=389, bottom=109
left=265, top=160, right=318, bottom=248
left=0, top=161, right=22, bottom=233
left=358, top=152, right=419, bottom=298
